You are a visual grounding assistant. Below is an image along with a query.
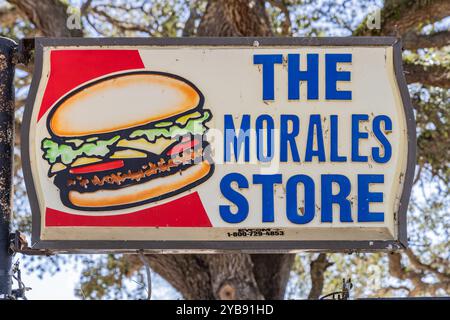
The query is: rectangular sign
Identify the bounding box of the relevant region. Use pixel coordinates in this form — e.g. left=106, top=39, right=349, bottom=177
left=22, top=37, right=415, bottom=252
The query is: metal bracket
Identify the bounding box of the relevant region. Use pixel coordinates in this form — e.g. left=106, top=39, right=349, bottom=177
left=9, top=231, right=53, bottom=256
left=11, top=260, right=31, bottom=299
left=320, top=278, right=353, bottom=300
left=0, top=259, right=32, bottom=300
left=139, top=250, right=152, bottom=300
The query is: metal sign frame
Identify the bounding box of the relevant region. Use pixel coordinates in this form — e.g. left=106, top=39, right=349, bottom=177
left=22, top=37, right=416, bottom=253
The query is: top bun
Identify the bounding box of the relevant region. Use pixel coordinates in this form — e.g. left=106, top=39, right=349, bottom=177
left=48, top=72, right=202, bottom=137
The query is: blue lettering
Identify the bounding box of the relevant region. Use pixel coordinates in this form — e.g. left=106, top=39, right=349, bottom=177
left=286, top=175, right=315, bottom=224
left=288, top=54, right=319, bottom=100
left=219, top=173, right=249, bottom=223
left=253, top=174, right=282, bottom=222
left=330, top=115, right=347, bottom=162
left=372, top=115, right=392, bottom=163
left=358, top=174, right=384, bottom=222
left=352, top=114, right=369, bottom=162
left=256, top=115, right=274, bottom=162
left=305, top=115, right=326, bottom=162
left=224, top=114, right=250, bottom=162
left=253, top=54, right=283, bottom=100
left=325, top=53, right=352, bottom=100
left=280, top=115, right=300, bottom=162
left=321, top=174, right=352, bottom=222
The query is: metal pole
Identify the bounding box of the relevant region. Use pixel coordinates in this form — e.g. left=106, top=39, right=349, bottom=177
left=0, top=37, right=16, bottom=299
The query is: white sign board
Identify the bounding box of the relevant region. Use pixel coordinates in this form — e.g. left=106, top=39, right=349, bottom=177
left=22, top=38, right=415, bottom=252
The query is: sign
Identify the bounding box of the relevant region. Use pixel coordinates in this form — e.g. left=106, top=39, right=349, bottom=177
left=22, top=38, right=415, bottom=252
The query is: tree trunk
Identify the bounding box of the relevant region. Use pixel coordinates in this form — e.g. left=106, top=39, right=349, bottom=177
left=140, top=0, right=294, bottom=300
left=197, top=0, right=272, bottom=36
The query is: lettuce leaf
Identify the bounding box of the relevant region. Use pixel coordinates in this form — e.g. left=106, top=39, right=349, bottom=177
left=42, top=136, right=120, bottom=164
left=130, top=110, right=210, bottom=142
left=41, top=110, right=211, bottom=166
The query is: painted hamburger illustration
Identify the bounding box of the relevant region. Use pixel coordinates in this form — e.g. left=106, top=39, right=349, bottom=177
left=41, top=71, right=214, bottom=211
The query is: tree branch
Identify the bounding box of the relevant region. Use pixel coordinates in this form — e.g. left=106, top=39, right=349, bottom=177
left=405, top=249, right=450, bottom=283
left=80, top=0, right=93, bottom=17
left=0, top=4, right=21, bottom=27
left=89, top=6, right=154, bottom=35
left=182, top=0, right=201, bottom=37
left=403, top=30, right=450, bottom=50
left=354, top=0, right=450, bottom=36
left=388, top=251, right=450, bottom=296
left=375, top=285, right=411, bottom=296
left=307, top=254, right=333, bottom=299
left=404, top=61, right=450, bottom=88
left=267, top=0, right=292, bottom=36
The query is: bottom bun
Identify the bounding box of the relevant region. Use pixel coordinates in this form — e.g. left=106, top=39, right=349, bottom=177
left=67, top=160, right=212, bottom=209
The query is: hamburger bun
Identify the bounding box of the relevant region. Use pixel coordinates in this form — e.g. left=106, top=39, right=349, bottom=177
left=49, top=72, right=202, bottom=137
left=67, top=160, right=212, bottom=210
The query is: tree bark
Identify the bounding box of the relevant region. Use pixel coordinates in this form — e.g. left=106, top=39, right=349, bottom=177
left=404, top=61, right=450, bottom=88
left=402, top=30, right=450, bottom=50
left=197, top=0, right=272, bottom=36
left=307, top=254, right=332, bottom=299
left=381, top=0, right=450, bottom=36
left=205, top=254, right=263, bottom=300
left=136, top=254, right=215, bottom=300
left=127, top=253, right=295, bottom=300
left=354, top=0, right=450, bottom=37
left=251, top=254, right=295, bottom=299
left=7, top=0, right=82, bottom=37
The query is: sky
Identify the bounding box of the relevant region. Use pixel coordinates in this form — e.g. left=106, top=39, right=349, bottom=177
left=22, top=265, right=81, bottom=300
left=19, top=256, right=180, bottom=300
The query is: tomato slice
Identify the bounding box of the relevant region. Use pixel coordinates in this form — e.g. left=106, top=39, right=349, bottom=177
left=167, top=139, right=200, bottom=156
left=69, top=160, right=124, bottom=174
